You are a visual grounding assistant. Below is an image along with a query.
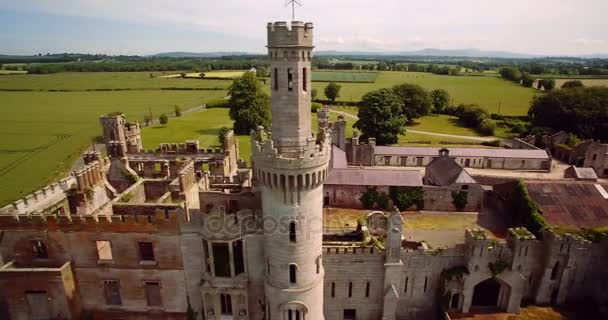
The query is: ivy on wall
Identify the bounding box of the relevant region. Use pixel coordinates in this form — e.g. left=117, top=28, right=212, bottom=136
left=505, top=180, right=548, bottom=237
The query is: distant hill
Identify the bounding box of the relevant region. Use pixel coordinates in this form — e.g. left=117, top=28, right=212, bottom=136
left=315, top=49, right=543, bottom=59
left=148, top=51, right=256, bottom=58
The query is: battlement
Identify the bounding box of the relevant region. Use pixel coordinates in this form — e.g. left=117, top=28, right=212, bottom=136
left=0, top=207, right=185, bottom=233
left=251, top=128, right=331, bottom=170
left=267, top=21, right=313, bottom=48
left=0, top=176, right=76, bottom=216
left=507, top=227, right=537, bottom=241
left=323, top=245, right=383, bottom=256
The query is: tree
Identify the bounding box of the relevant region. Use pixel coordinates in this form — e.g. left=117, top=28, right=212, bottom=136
left=180, top=72, right=187, bottom=78
left=538, top=79, right=556, bottom=91
left=499, top=67, right=522, bottom=82
left=218, top=126, right=231, bottom=145
left=392, top=83, right=431, bottom=122
left=159, top=114, right=168, bottom=125
left=228, top=71, right=271, bottom=134
left=528, top=86, right=608, bottom=141
left=520, top=73, right=535, bottom=88
left=256, top=66, right=269, bottom=78
left=478, top=119, right=497, bottom=136
left=354, top=88, right=407, bottom=145
left=311, top=88, right=318, bottom=101
left=324, top=82, right=341, bottom=103
left=199, top=72, right=206, bottom=78
left=144, top=115, right=152, bottom=126
left=430, top=89, right=450, bottom=114
left=561, top=80, right=584, bottom=89
left=174, top=105, right=182, bottom=117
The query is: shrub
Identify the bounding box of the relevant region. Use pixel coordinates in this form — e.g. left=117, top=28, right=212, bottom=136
left=174, top=105, right=182, bottom=117
left=478, top=119, right=496, bottom=136
left=389, top=186, right=424, bottom=210
left=311, top=88, right=318, bottom=101
left=120, top=192, right=134, bottom=203
left=311, top=102, right=324, bottom=113
left=561, top=80, right=584, bottom=89
left=376, top=192, right=391, bottom=210
left=218, top=127, right=231, bottom=145
left=505, top=180, right=548, bottom=237
left=452, top=191, right=469, bottom=211
left=360, top=187, right=379, bottom=209
left=159, top=114, right=169, bottom=125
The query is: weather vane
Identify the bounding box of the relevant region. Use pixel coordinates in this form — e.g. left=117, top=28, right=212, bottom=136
left=285, top=0, right=302, bottom=21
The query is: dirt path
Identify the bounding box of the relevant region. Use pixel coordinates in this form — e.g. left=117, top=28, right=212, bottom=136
left=328, top=109, right=499, bottom=142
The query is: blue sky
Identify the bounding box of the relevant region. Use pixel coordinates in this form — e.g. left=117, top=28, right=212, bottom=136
left=1, top=0, right=607, bottom=56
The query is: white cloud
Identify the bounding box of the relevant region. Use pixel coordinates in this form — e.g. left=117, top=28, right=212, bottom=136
left=1, top=0, right=608, bottom=54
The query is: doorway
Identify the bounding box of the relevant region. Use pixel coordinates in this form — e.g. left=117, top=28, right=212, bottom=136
left=343, top=309, right=356, bottom=320
left=472, top=278, right=501, bottom=307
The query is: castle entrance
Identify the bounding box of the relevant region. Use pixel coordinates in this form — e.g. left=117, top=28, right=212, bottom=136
left=472, top=277, right=514, bottom=312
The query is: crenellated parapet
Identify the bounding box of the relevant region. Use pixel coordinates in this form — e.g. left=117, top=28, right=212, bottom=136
left=267, top=21, right=314, bottom=52
left=465, top=229, right=514, bottom=273
left=0, top=206, right=186, bottom=233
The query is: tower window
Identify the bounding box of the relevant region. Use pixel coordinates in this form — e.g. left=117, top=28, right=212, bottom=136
left=316, top=256, right=321, bottom=274
left=289, top=222, right=296, bottom=242
left=302, top=67, right=307, bottom=92
left=287, top=68, right=293, bottom=91
left=365, top=281, right=370, bottom=298
left=274, top=68, right=279, bottom=90
left=348, top=282, right=353, bottom=298
left=31, top=239, right=48, bottom=259
left=289, top=264, right=297, bottom=284
left=404, top=277, right=409, bottom=293
left=424, top=276, right=428, bottom=293
left=331, top=282, right=335, bottom=297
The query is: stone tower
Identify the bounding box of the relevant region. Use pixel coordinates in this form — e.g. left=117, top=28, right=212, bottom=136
left=252, top=21, right=329, bottom=320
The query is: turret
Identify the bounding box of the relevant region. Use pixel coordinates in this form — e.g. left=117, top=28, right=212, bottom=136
left=255, top=21, right=328, bottom=320
left=267, top=21, right=314, bottom=154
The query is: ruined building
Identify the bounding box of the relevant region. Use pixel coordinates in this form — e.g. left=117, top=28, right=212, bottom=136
left=1, top=21, right=608, bottom=320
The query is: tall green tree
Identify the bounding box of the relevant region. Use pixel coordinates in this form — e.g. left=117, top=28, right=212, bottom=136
left=392, top=83, right=431, bottom=122
left=528, top=86, right=608, bottom=141
left=228, top=71, right=271, bottom=134
left=430, top=89, right=451, bottom=114
left=499, top=67, right=523, bottom=82
left=324, top=82, right=342, bottom=103
left=354, top=89, right=407, bottom=145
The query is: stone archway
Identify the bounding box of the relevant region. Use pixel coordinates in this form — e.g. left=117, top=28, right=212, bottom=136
left=471, top=278, right=511, bottom=311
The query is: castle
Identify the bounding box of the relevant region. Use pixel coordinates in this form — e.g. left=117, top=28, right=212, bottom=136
left=0, top=21, right=607, bottom=320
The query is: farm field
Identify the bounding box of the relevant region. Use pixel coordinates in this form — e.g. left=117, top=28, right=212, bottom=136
left=160, top=70, right=247, bottom=79
left=0, top=71, right=232, bottom=91
left=554, top=78, right=608, bottom=88
left=312, top=71, right=538, bottom=116
left=0, top=89, right=226, bottom=207
left=311, top=71, right=378, bottom=83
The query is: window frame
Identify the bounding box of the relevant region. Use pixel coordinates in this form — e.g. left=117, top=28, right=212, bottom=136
left=31, top=239, right=48, bottom=259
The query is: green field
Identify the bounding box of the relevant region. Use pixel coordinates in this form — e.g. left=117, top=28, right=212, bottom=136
left=0, top=73, right=228, bottom=206
left=311, top=71, right=378, bottom=83
left=312, top=71, right=538, bottom=116
left=0, top=70, right=534, bottom=206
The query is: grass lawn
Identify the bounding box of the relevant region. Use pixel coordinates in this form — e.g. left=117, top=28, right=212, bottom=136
left=404, top=212, right=479, bottom=230
left=312, top=71, right=538, bottom=116
left=312, top=71, right=378, bottom=83
left=0, top=90, right=226, bottom=207
left=0, top=72, right=232, bottom=91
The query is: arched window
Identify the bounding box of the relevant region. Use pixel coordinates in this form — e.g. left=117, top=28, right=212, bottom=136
left=551, top=261, right=560, bottom=280
left=289, top=264, right=297, bottom=284
left=289, top=222, right=296, bottom=242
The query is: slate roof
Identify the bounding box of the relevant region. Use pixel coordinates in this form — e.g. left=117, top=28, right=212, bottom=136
left=374, top=146, right=550, bottom=159
left=325, top=168, right=422, bottom=187
left=525, top=181, right=608, bottom=229
left=564, top=166, right=598, bottom=181
left=424, top=156, right=476, bottom=186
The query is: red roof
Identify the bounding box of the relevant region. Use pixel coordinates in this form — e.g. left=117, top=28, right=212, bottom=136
left=525, top=181, right=608, bottom=229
